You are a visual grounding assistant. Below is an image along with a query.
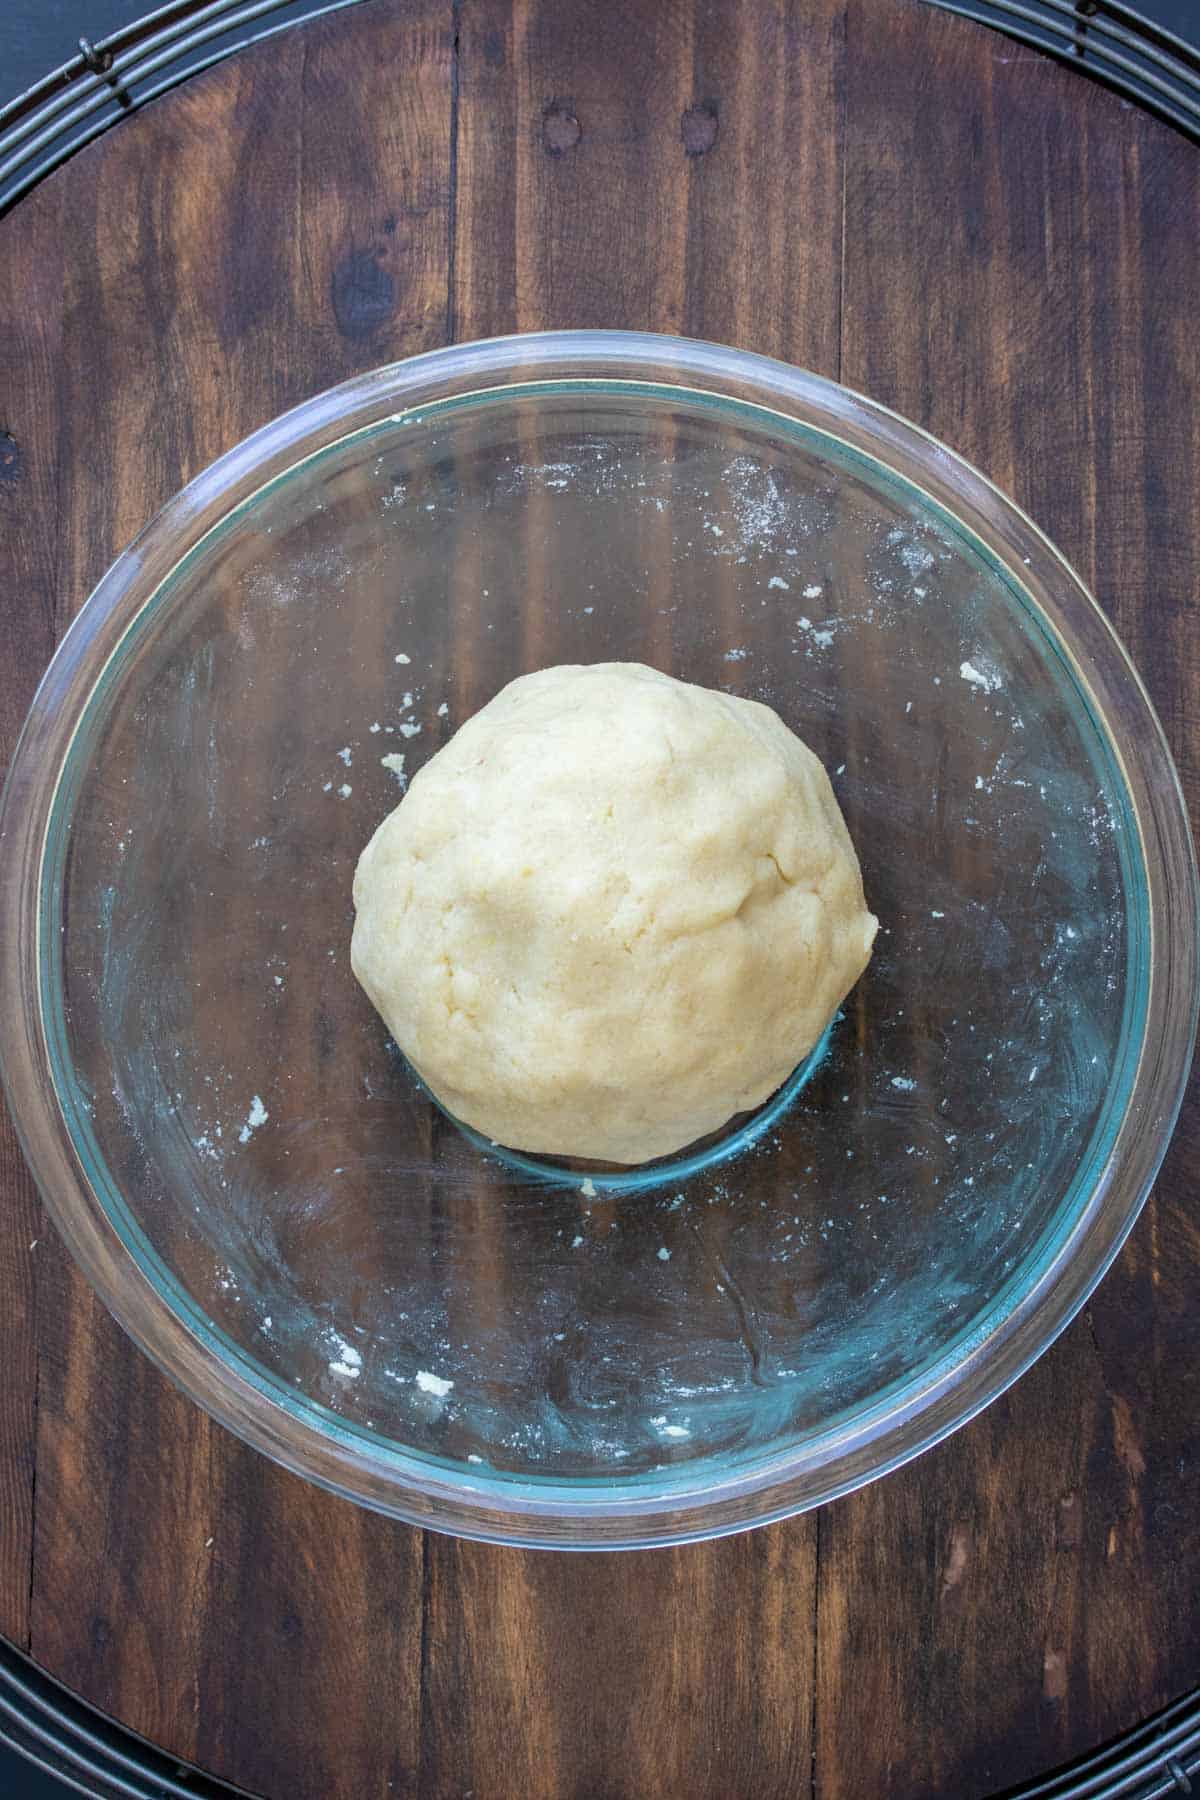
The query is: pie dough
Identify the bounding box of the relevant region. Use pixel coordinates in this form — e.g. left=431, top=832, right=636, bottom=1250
left=352, top=663, right=877, bottom=1163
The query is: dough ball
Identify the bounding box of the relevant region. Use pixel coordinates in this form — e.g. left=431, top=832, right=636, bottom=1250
left=351, top=663, right=877, bottom=1164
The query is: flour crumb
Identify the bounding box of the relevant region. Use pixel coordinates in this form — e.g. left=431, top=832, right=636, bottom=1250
left=650, top=1416, right=690, bottom=1438
left=803, top=583, right=823, bottom=599
left=437, top=702, right=449, bottom=717
left=381, top=752, right=407, bottom=784
left=398, top=721, right=422, bottom=739
left=369, top=721, right=382, bottom=733
left=723, top=647, right=748, bottom=662
left=337, top=746, right=353, bottom=765
left=238, top=1094, right=269, bottom=1143
left=960, top=659, right=1003, bottom=694
left=338, top=782, right=353, bottom=798
left=329, top=1339, right=362, bottom=1378
left=796, top=615, right=835, bottom=649
left=394, top=652, right=411, bottom=664
left=931, top=910, right=945, bottom=919
left=415, top=1369, right=453, bottom=1397
left=571, top=1234, right=585, bottom=1248
left=657, top=1246, right=671, bottom=1261
left=580, top=1177, right=597, bottom=1198
left=889, top=1076, right=916, bottom=1092
left=767, top=575, right=790, bottom=590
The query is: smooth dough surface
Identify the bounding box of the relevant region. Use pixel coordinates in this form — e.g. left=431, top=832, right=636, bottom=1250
left=352, top=663, right=877, bottom=1164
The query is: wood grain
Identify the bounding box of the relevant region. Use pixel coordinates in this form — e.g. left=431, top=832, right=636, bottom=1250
left=0, top=0, right=1196, bottom=1796
left=817, top=5, right=1200, bottom=1796
left=7, top=2, right=449, bottom=1791
left=454, top=0, right=845, bottom=367
left=423, top=1528, right=818, bottom=1800
left=434, top=8, right=846, bottom=1793
left=0, top=159, right=63, bottom=1653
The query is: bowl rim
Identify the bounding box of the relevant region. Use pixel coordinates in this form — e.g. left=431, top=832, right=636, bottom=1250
left=2, top=328, right=1196, bottom=1549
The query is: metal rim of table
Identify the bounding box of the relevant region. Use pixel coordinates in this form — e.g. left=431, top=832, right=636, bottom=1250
left=0, top=0, right=1197, bottom=1794
left=2, top=1625, right=1199, bottom=1800
left=0, top=0, right=1197, bottom=216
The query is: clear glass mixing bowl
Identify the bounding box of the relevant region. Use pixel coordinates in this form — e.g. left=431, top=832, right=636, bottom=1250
left=1, top=332, right=1195, bottom=1547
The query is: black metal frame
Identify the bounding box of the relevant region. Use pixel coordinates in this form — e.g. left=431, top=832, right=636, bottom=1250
left=996, top=1689, right=1200, bottom=1799
left=0, top=0, right=375, bottom=217
left=0, top=0, right=1198, bottom=216
left=0, top=1634, right=248, bottom=1796
left=0, top=0, right=1197, bottom=1793
left=924, top=0, right=1200, bottom=141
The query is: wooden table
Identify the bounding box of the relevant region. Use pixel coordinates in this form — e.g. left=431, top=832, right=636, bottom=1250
left=1, top=1, right=1197, bottom=1794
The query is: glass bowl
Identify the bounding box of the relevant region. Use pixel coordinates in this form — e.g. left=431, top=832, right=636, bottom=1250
left=1, top=332, right=1195, bottom=1549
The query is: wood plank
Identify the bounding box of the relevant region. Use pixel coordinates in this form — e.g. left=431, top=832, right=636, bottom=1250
left=454, top=0, right=845, bottom=372
left=427, top=3, right=845, bottom=1795
left=424, top=1527, right=818, bottom=1800
left=823, top=3, right=1200, bottom=1794
left=0, top=178, right=62, bottom=1650
left=5, top=4, right=453, bottom=1791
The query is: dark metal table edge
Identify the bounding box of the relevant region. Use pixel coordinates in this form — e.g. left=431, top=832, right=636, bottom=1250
left=0, top=1631, right=255, bottom=1797
left=0, top=0, right=1197, bottom=220
left=3, top=1623, right=1199, bottom=1799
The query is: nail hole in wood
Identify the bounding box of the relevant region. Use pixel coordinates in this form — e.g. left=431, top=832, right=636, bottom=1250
left=542, top=102, right=581, bottom=156
left=681, top=101, right=719, bottom=157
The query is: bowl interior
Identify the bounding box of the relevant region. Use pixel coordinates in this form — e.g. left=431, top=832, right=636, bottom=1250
left=43, top=375, right=1143, bottom=1519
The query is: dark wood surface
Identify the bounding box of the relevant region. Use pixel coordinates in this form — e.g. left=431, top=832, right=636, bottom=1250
left=0, top=1, right=1197, bottom=1795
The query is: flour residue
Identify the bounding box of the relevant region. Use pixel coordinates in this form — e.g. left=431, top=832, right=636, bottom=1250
left=329, top=1337, right=362, bottom=1379
left=724, top=455, right=793, bottom=544
left=238, top=1094, right=269, bottom=1143
left=960, top=658, right=1004, bottom=695
left=796, top=616, right=836, bottom=650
